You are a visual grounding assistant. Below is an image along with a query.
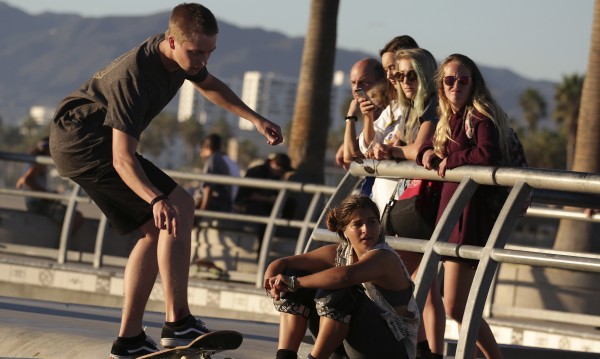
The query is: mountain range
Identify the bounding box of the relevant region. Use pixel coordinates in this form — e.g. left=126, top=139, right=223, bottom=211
left=0, top=2, right=556, bottom=128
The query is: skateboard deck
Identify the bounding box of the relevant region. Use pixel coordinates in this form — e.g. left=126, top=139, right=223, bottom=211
left=139, top=330, right=243, bottom=359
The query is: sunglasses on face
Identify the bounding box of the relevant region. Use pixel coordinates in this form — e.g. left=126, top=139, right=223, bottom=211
left=394, top=70, right=418, bottom=83
left=443, top=76, right=471, bottom=87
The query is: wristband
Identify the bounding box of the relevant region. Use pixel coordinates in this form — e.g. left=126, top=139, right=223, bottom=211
left=281, top=275, right=299, bottom=292
left=150, top=194, right=168, bottom=207
left=345, top=115, right=358, bottom=122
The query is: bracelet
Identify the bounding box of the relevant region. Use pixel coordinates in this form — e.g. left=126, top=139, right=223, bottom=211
left=345, top=115, right=358, bottom=122
left=150, top=194, right=168, bottom=207
left=281, top=275, right=299, bottom=292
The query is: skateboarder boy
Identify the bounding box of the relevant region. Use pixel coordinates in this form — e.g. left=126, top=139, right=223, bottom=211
left=49, top=3, right=282, bottom=358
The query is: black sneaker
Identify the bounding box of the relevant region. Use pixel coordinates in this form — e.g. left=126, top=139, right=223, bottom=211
left=161, top=315, right=211, bottom=348
left=109, top=331, right=159, bottom=359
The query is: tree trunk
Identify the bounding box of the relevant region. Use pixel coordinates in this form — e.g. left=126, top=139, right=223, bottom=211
left=287, top=0, right=339, bottom=185
left=554, top=0, right=600, bottom=253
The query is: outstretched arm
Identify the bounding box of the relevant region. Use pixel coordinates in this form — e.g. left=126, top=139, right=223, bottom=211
left=193, top=74, right=283, bottom=145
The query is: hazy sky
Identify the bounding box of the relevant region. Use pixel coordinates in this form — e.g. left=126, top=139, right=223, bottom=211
left=9, top=0, right=595, bottom=82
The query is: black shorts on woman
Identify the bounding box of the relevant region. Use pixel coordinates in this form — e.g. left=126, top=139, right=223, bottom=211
left=273, top=271, right=409, bottom=359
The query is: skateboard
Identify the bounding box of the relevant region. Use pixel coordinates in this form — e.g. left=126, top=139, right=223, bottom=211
left=139, top=330, right=243, bottom=359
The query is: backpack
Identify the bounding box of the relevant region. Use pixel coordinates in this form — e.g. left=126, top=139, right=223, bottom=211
left=464, top=113, right=530, bottom=217
left=464, top=114, right=528, bottom=168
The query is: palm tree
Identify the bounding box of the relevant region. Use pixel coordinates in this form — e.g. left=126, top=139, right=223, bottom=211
left=553, top=74, right=584, bottom=169
left=554, top=0, right=600, bottom=254
left=519, top=88, right=546, bottom=132
left=287, top=0, right=340, bottom=184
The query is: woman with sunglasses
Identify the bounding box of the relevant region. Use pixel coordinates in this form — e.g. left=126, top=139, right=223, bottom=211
left=417, top=54, right=509, bottom=359
left=366, top=47, right=446, bottom=359
left=264, top=194, right=419, bottom=359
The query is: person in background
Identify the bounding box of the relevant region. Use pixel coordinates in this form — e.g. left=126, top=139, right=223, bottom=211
left=335, top=58, right=388, bottom=169
left=417, top=53, right=509, bottom=359
left=16, top=137, right=84, bottom=237
left=264, top=194, right=418, bottom=359
left=196, top=133, right=234, bottom=212
left=356, top=35, right=420, bottom=214
left=342, top=76, right=389, bottom=164
left=48, top=3, right=282, bottom=358
left=336, top=57, right=388, bottom=197
left=234, top=153, right=294, bottom=256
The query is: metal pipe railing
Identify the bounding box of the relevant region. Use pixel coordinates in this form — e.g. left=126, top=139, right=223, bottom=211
left=3, top=152, right=600, bottom=358
left=311, top=160, right=600, bottom=358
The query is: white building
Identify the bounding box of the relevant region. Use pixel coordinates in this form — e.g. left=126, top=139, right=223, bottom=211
left=29, top=106, right=55, bottom=126
left=177, top=79, right=238, bottom=127
left=176, top=70, right=352, bottom=159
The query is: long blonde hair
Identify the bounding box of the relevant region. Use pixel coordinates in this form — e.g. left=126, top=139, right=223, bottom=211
left=395, top=48, right=437, bottom=143
left=433, top=54, right=510, bottom=163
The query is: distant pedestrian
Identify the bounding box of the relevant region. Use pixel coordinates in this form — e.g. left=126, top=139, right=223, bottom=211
left=196, top=133, right=235, bottom=212
left=16, top=137, right=84, bottom=237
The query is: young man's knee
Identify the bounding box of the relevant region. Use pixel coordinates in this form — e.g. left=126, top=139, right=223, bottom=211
left=170, top=186, right=195, bottom=212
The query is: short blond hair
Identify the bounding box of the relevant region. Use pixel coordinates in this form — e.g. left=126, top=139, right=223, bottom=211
left=166, top=3, right=219, bottom=44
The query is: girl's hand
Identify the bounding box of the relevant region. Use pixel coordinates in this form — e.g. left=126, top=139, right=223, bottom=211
left=422, top=150, right=436, bottom=170
left=371, top=143, right=390, bottom=160
left=437, top=157, right=448, bottom=178
left=265, top=274, right=292, bottom=300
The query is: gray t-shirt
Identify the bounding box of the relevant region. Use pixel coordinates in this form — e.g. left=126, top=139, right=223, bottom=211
left=50, top=34, right=208, bottom=178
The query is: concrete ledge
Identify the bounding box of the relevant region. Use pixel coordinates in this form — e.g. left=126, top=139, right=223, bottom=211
left=0, top=253, right=280, bottom=325
left=2, top=252, right=600, bottom=355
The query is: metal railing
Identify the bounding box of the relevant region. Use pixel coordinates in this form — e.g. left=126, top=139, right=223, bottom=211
left=0, top=151, right=336, bottom=282
left=308, top=159, right=600, bottom=359
left=3, top=152, right=600, bottom=357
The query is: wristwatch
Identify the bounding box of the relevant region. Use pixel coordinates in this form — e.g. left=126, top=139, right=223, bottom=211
left=281, top=275, right=299, bottom=291
left=345, top=115, right=358, bottom=122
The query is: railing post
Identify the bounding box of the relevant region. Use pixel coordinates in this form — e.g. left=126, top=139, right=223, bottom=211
left=255, top=189, right=289, bottom=288
left=455, top=180, right=533, bottom=358
left=294, top=193, right=322, bottom=255
left=413, top=177, right=479, bottom=310
left=305, top=171, right=360, bottom=253
left=57, top=183, right=81, bottom=264
left=92, top=214, right=109, bottom=268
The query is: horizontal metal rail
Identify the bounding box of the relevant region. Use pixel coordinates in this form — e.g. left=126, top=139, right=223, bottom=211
left=3, top=152, right=600, bottom=358
left=311, top=160, right=600, bottom=359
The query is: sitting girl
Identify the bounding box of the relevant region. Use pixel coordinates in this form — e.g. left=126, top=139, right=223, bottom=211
left=264, top=194, right=419, bottom=359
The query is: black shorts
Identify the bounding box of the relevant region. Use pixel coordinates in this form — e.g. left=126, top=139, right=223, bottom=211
left=71, top=154, right=177, bottom=235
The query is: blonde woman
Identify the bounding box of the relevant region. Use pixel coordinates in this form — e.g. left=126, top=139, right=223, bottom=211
left=417, top=53, right=508, bottom=359
left=370, top=47, right=446, bottom=359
